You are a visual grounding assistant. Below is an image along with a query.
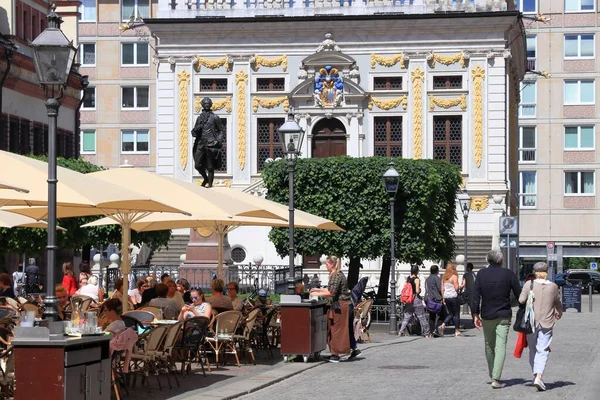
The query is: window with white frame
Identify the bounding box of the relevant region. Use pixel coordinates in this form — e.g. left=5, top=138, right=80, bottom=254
left=564, top=34, right=595, bottom=58
left=122, top=0, right=149, bottom=20
left=564, top=80, right=595, bottom=104
left=565, top=171, right=594, bottom=194
left=526, top=35, right=537, bottom=70
left=121, top=43, right=149, bottom=66
left=517, top=0, right=537, bottom=13
left=122, top=86, right=149, bottom=109
left=565, top=0, right=595, bottom=12
left=79, top=43, right=96, bottom=66
left=80, top=130, right=96, bottom=154
left=79, top=0, right=97, bottom=22
left=519, top=81, right=536, bottom=117
left=121, top=130, right=149, bottom=153
left=565, top=126, right=595, bottom=150
left=519, top=171, right=537, bottom=208
left=519, top=126, right=536, bottom=162
left=82, top=87, right=95, bottom=109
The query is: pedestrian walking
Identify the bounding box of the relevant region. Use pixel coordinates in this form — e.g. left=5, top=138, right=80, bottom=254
left=398, top=265, right=432, bottom=338
left=425, top=264, right=444, bottom=336
left=462, top=262, right=476, bottom=313
left=518, top=262, right=563, bottom=392
left=310, top=255, right=360, bottom=362
left=472, top=249, right=521, bottom=389
left=439, top=263, right=462, bottom=337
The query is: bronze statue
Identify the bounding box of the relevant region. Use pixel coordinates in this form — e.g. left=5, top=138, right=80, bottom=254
left=191, top=97, right=224, bottom=188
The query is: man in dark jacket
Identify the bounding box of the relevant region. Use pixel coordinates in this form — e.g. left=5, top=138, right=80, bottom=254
left=472, top=249, right=521, bottom=389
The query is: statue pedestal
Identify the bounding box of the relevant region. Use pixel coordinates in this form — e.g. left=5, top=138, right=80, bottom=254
left=181, top=229, right=232, bottom=288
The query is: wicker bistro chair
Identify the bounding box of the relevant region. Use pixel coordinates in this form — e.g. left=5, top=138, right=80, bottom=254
left=233, top=308, right=260, bottom=365
left=70, top=295, right=95, bottom=314
left=204, top=311, right=243, bottom=367
left=129, top=325, right=169, bottom=391
left=155, top=321, right=183, bottom=389
left=253, top=307, right=276, bottom=359
left=122, top=315, right=152, bottom=336
left=174, top=316, right=211, bottom=376
left=139, top=306, right=162, bottom=320
left=355, top=299, right=374, bottom=343
left=0, top=345, right=14, bottom=398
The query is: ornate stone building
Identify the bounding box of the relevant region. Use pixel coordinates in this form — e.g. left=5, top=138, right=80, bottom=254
left=144, top=0, right=526, bottom=281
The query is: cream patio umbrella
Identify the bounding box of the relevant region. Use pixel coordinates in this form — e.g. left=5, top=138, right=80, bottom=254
left=0, top=210, right=65, bottom=230
left=0, top=182, right=29, bottom=193
left=83, top=187, right=343, bottom=278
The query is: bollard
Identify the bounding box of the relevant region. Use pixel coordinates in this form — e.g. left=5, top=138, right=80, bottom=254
left=590, top=285, right=593, bottom=313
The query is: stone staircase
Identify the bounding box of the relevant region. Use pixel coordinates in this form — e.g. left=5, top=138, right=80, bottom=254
left=148, top=235, right=190, bottom=267
left=453, top=236, right=493, bottom=269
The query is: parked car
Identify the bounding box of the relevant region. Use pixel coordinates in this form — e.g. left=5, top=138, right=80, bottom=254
left=555, top=270, right=600, bottom=293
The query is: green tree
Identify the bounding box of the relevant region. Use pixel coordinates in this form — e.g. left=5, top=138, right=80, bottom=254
left=0, top=156, right=171, bottom=258
left=262, top=156, right=462, bottom=300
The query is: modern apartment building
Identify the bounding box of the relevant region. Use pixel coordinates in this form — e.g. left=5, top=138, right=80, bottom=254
left=517, top=0, right=600, bottom=274
left=78, top=0, right=157, bottom=169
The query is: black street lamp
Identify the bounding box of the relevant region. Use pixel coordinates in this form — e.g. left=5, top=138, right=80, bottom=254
left=30, top=5, right=77, bottom=320
left=457, top=189, right=472, bottom=267
left=277, top=108, right=305, bottom=294
left=382, top=161, right=400, bottom=335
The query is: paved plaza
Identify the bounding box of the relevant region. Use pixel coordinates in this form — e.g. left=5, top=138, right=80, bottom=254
left=127, top=296, right=600, bottom=400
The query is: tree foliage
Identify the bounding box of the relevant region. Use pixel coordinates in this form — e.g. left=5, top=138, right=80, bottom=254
left=262, top=156, right=462, bottom=267
left=0, top=156, right=171, bottom=256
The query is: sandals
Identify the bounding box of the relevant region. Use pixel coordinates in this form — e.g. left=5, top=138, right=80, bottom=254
left=455, top=332, right=465, bottom=337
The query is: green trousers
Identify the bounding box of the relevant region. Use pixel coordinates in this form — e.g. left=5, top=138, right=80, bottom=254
left=482, top=318, right=511, bottom=380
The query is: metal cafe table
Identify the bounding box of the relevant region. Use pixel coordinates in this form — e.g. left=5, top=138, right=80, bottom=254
left=279, top=297, right=327, bottom=363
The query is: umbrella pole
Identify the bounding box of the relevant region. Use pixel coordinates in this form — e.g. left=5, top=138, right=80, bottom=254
left=217, top=229, right=224, bottom=280
left=121, top=216, right=131, bottom=314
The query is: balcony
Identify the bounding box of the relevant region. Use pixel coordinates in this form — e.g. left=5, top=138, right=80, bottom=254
left=527, top=57, right=536, bottom=71
left=519, top=104, right=536, bottom=118
left=158, top=0, right=514, bottom=18
left=519, top=148, right=536, bottom=162
left=519, top=194, right=537, bottom=208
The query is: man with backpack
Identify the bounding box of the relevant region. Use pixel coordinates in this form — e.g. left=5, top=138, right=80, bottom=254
left=398, top=265, right=432, bottom=338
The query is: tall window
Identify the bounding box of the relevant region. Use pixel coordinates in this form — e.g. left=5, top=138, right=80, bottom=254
left=564, top=34, right=595, bottom=58
left=564, top=80, right=595, bottom=104
left=122, top=43, right=149, bottom=65
left=122, top=0, right=149, bottom=20
left=519, top=127, right=536, bottom=162
left=517, top=0, right=537, bottom=13
left=374, top=117, right=402, bottom=157
left=519, top=171, right=537, bottom=208
left=80, top=130, right=96, bottom=154
left=79, top=0, right=97, bottom=21
left=519, top=82, right=536, bottom=117
left=565, top=126, right=595, bottom=149
left=79, top=43, right=96, bottom=66
left=121, top=130, right=149, bottom=153
left=565, top=0, right=595, bottom=12
left=526, top=35, right=537, bottom=70
left=433, top=116, right=462, bottom=168
left=82, top=87, right=96, bottom=109
left=257, top=118, right=284, bottom=171
left=122, top=86, right=149, bottom=109
left=565, top=171, right=594, bottom=194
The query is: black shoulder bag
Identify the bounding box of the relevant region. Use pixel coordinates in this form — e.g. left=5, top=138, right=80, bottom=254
left=513, top=281, right=534, bottom=334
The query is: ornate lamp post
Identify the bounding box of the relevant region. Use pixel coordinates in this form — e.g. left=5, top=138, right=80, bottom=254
left=277, top=108, right=305, bottom=294
left=383, top=161, right=400, bottom=335
left=30, top=5, right=77, bottom=320
left=457, top=189, right=472, bottom=266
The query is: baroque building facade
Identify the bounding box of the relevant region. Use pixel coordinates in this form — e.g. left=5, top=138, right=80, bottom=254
left=143, top=0, right=527, bottom=282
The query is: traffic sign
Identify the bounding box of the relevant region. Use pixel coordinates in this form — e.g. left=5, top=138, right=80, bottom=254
left=547, top=254, right=558, bottom=262
left=591, top=262, right=598, bottom=270
left=547, top=242, right=555, bottom=250
left=500, top=235, right=518, bottom=248
left=499, top=216, right=518, bottom=235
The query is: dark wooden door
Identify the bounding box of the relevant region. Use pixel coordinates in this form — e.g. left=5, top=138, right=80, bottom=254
left=311, top=118, right=347, bottom=158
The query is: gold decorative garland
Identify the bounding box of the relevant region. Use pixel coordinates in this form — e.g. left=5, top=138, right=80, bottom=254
left=428, top=94, right=467, bottom=111
left=367, top=96, right=408, bottom=111
left=194, top=96, right=232, bottom=113
left=411, top=67, right=424, bottom=159
left=194, top=56, right=232, bottom=72
left=252, top=55, right=288, bottom=72
left=235, top=70, right=248, bottom=170
left=252, top=96, right=289, bottom=112
left=472, top=65, right=485, bottom=168
left=471, top=197, right=489, bottom=212
left=177, top=69, right=190, bottom=170
left=428, top=51, right=467, bottom=68
left=370, top=53, right=407, bottom=69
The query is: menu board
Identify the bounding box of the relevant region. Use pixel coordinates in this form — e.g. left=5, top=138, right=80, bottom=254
left=562, top=285, right=582, bottom=313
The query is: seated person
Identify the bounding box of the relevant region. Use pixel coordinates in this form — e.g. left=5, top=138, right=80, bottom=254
left=112, top=278, right=124, bottom=300
left=176, top=278, right=192, bottom=304
left=102, top=298, right=126, bottom=334
left=55, top=285, right=70, bottom=320
left=0, top=273, right=16, bottom=299
left=77, top=275, right=104, bottom=302
left=227, top=282, right=244, bottom=312
left=148, top=283, right=179, bottom=319
left=178, top=289, right=212, bottom=320
left=129, top=279, right=147, bottom=306
left=206, top=278, right=233, bottom=312
left=295, top=283, right=309, bottom=300
left=166, top=279, right=185, bottom=309
left=140, top=277, right=158, bottom=306
left=255, top=289, right=272, bottom=307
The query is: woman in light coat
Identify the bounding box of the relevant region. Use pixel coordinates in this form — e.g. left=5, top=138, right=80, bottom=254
left=518, top=262, right=563, bottom=392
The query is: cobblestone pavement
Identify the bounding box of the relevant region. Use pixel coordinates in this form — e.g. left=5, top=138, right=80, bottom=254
left=238, top=297, right=600, bottom=400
